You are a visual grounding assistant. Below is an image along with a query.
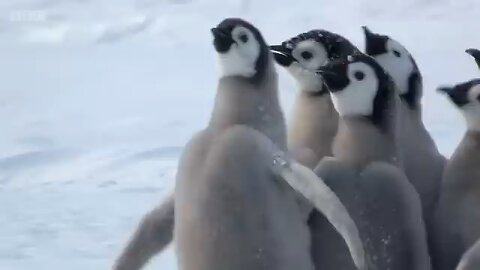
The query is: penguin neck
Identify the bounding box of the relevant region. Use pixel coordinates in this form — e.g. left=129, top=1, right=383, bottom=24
left=400, top=94, right=421, bottom=113
left=209, top=68, right=287, bottom=150
left=333, top=111, right=399, bottom=169
left=463, top=114, right=480, bottom=133
left=445, top=130, right=480, bottom=189
left=398, top=99, right=425, bottom=136
left=400, top=100, right=422, bottom=120
left=460, top=130, right=480, bottom=149
left=288, top=91, right=338, bottom=159
left=399, top=70, right=422, bottom=112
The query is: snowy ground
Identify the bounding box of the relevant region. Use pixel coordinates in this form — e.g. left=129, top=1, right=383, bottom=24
left=1, top=0, right=480, bottom=269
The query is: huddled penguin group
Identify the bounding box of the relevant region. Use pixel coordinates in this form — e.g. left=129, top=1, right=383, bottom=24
left=112, top=18, right=480, bottom=270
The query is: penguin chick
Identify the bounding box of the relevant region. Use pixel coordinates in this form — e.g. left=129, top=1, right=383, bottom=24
left=466, top=48, right=480, bottom=70
left=270, top=30, right=359, bottom=94
left=363, top=26, right=446, bottom=235
left=433, top=79, right=480, bottom=270
left=309, top=53, right=431, bottom=270
left=269, top=30, right=360, bottom=168
left=456, top=239, right=480, bottom=270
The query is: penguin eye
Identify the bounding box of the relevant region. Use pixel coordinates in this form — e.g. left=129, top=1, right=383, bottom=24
left=354, top=71, right=365, bottom=81
left=301, top=51, right=313, bottom=60
left=393, top=50, right=401, bottom=57
left=239, top=33, right=249, bottom=43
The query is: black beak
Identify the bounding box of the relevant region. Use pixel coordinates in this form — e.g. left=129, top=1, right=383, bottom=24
left=269, top=45, right=295, bottom=67
left=211, top=27, right=235, bottom=53
left=437, top=85, right=470, bottom=107
left=466, top=48, right=480, bottom=69
left=362, top=26, right=377, bottom=46
left=437, top=86, right=454, bottom=95
left=316, top=64, right=348, bottom=92
left=362, top=26, right=386, bottom=56
left=362, top=26, right=373, bottom=39
left=211, top=27, right=229, bottom=39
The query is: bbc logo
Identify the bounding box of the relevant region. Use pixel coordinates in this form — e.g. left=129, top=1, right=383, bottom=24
left=8, top=10, right=47, bottom=23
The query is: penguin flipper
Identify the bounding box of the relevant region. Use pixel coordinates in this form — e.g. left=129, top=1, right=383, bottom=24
left=113, top=194, right=175, bottom=270
left=457, top=239, right=480, bottom=270
left=272, top=155, right=366, bottom=270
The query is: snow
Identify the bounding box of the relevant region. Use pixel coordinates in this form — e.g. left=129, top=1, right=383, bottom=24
left=1, top=0, right=480, bottom=269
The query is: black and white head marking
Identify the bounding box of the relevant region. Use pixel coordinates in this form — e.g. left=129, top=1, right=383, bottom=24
left=438, top=79, right=480, bottom=131
left=363, top=26, right=422, bottom=109
left=269, top=30, right=360, bottom=95
left=466, top=48, right=480, bottom=70
left=211, top=18, right=269, bottom=82
left=317, top=53, right=394, bottom=126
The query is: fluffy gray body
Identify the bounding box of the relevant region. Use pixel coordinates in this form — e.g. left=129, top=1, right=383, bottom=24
left=288, top=92, right=338, bottom=168
left=456, top=239, right=480, bottom=270
left=397, top=103, right=446, bottom=223
left=310, top=118, right=431, bottom=270
left=309, top=55, right=431, bottom=270
left=432, top=131, right=480, bottom=270
left=174, top=66, right=316, bottom=270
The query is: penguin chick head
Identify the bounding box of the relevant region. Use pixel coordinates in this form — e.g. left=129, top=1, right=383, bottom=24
left=269, top=30, right=359, bottom=94
left=466, top=48, right=480, bottom=70
left=363, top=26, right=421, bottom=104
left=317, top=53, right=394, bottom=123
left=211, top=18, right=269, bottom=82
left=438, top=79, right=480, bottom=131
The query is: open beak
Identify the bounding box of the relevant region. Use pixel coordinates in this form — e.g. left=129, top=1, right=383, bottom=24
left=269, top=45, right=296, bottom=67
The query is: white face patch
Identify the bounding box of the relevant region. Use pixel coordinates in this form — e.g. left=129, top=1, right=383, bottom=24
left=287, top=62, right=325, bottom=92
left=461, top=84, right=480, bottom=131
left=372, top=39, right=414, bottom=95
left=330, top=62, right=379, bottom=117
left=216, top=26, right=260, bottom=78
left=287, top=40, right=328, bottom=92
left=292, top=40, right=329, bottom=70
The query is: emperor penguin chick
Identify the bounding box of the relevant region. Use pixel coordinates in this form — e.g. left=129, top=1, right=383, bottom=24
left=363, top=26, right=446, bottom=227
left=269, top=30, right=360, bottom=168
left=433, top=79, right=480, bottom=270
left=174, top=18, right=365, bottom=270
left=310, top=54, right=431, bottom=270
left=466, top=48, right=480, bottom=70
left=456, top=239, right=480, bottom=270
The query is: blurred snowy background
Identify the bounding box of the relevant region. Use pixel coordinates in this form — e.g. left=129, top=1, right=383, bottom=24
left=1, top=0, right=480, bottom=269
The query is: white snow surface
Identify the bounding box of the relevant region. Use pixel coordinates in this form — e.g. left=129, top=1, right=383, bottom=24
left=1, top=0, right=480, bottom=269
